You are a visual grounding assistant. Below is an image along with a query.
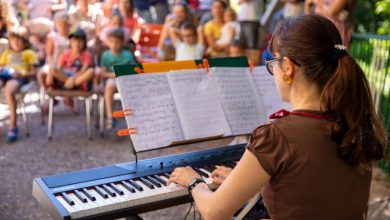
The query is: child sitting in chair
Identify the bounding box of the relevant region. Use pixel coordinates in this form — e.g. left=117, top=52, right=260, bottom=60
left=47, top=27, right=94, bottom=91
left=0, top=26, right=37, bottom=142
left=97, top=28, right=136, bottom=130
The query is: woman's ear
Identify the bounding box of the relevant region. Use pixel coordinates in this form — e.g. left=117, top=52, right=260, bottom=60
left=282, top=57, right=295, bottom=78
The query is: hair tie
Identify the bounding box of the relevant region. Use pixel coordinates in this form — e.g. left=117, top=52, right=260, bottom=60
left=331, top=44, right=347, bottom=65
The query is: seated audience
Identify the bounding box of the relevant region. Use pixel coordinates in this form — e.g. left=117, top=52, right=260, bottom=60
left=216, top=7, right=239, bottom=55
left=0, top=26, right=37, bottom=142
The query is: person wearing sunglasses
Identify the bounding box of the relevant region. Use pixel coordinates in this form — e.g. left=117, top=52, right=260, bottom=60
left=167, top=14, right=387, bottom=220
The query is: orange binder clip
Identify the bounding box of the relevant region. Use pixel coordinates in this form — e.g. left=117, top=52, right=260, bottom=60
left=117, top=127, right=138, bottom=136
left=249, top=60, right=254, bottom=74
left=134, top=66, right=144, bottom=73
left=202, top=58, right=210, bottom=75
left=113, top=109, right=133, bottom=118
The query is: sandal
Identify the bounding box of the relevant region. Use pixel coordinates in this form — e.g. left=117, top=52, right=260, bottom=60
left=105, top=118, right=117, bottom=130
left=7, top=128, right=19, bottom=142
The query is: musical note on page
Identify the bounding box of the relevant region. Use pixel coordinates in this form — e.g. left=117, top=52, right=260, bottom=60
left=211, top=67, right=266, bottom=135
left=116, top=73, right=184, bottom=152
left=167, top=69, right=232, bottom=140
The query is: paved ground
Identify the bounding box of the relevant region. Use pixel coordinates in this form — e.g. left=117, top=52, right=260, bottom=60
left=0, top=93, right=389, bottom=220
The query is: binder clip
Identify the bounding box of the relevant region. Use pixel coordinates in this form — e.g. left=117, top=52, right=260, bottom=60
left=134, top=66, right=144, bottom=74
left=202, top=58, right=210, bottom=75
left=197, top=63, right=204, bottom=69
left=117, top=127, right=138, bottom=136
left=249, top=60, right=254, bottom=74
left=113, top=109, right=133, bottom=118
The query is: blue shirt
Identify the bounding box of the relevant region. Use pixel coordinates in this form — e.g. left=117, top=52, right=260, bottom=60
left=101, top=49, right=136, bottom=72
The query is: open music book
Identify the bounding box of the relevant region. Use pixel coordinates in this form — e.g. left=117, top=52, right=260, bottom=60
left=115, top=66, right=288, bottom=152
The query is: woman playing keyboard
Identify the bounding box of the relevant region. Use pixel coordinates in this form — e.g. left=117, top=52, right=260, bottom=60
left=167, top=14, right=387, bottom=220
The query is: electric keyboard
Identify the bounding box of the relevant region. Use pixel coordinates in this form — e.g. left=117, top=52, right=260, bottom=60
left=32, top=144, right=246, bottom=220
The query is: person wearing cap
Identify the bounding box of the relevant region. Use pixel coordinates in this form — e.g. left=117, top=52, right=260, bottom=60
left=0, top=26, right=37, bottom=142
left=46, top=27, right=94, bottom=109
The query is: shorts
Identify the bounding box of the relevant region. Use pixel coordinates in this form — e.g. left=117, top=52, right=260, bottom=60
left=62, top=69, right=76, bottom=77
left=0, top=68, right=29, bottom=86
left=238, top=21, right=261, bottom=50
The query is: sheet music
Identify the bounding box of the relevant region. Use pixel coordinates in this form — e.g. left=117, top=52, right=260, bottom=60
left=167, top=69, right=232, bottom=140
left=252, top=66, right=290, bottom=116
left=116, top=73, right=184, bottom=152
left=211, top=67, right=266, bottom=135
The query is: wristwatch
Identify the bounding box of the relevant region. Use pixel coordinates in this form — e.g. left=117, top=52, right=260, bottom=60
left=187, top=178, right=206, bottom=198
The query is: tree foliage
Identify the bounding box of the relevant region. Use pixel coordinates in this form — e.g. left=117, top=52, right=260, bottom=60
left=355, top=0, right=390, bottom=35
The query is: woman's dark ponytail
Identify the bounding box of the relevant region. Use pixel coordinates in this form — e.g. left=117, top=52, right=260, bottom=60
left=321, top=53, right=387, bottom=169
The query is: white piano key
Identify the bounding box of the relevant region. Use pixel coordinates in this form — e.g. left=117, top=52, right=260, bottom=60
left=132, top=180, right=160, bottom=206
left=159, top=176, right=187, bottom=198
left=199, top=168, right=213, bottom=184
left=73, top=192, right=101, bottom=216
left=56, top=195, right=78, bottom=219
left=108, top=186, right=127, bottom=210
left=65, top=193, right=88, bottom=219
left=68, top=193, right=96, bottom=218
left=89, top=189, right=121, bottom=213
left=87, top=189, right=111, bottom=214
left=115, top=183, right=135, bottom=208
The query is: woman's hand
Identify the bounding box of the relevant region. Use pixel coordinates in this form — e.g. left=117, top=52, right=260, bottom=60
left=211, top=166, right=232, bottom=185
left=166, top=166, right=202, bottom=187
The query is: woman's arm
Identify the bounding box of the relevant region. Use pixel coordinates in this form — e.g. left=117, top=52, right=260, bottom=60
left=168, top=27, right=179, bottom=46
left=168, top=150, right=270, bottom=220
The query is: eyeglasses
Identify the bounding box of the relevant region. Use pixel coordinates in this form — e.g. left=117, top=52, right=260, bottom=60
left=265, top=57, right=301, bottom=75
left=265, top=57, right=283, bottom=75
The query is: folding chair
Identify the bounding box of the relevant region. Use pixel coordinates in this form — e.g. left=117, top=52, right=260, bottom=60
left=46, top=89, right=93, bottom=140
left=17, top=81, right=39, bottom=137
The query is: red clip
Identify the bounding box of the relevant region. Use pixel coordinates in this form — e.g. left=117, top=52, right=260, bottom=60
left=197, top=63, right=204, bottom=68
left=134, top=66, right=144, bottom=73
left=249, top=60, right=254, bottom=74
left=117, top=127, right=138, bottom=136
left=202, top=58, right=210, bottom=74
left=113, top=109, right=133, bottom=118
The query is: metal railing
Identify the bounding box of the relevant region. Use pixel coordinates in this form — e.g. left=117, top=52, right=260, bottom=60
left=350, top=33, right=390, bottom=173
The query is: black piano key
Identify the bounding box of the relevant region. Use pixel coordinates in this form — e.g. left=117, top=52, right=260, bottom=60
left=74, top=189, right=88, bottom=203
left=61, top=192, right=75, bottom=206
left=220, top=162, right=232, bottom=168
left=163, top=172, right=171, bottom=179
left=121, top=181, right=136, bottom=193
left=109, top=183, right=124, bottom=195
left=153, top=175, right=167, bottom=185
left=202, top=165, right=215, bottom=173
left=94, top=186, right=109, bottom=199
left=139, top=177, right=154, bottom=189
left=194, top=168, right=209, bottom=178
left=146, top=176, right=162, bottom=188
left=102, top=184, right=116, bottom=197
left=82, top=188, right=96, bottom=201
left=227, top=161, right=237, bottom=167
left=129, top=179, right=143, bottom=191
